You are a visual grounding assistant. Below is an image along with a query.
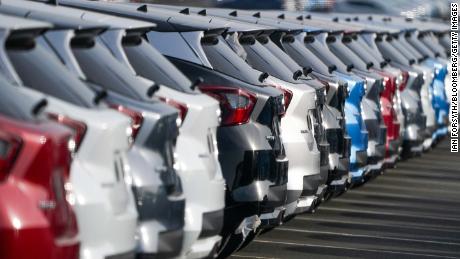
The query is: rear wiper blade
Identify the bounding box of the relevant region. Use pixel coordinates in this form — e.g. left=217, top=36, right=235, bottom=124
left=93, top=89, right=108, bottom=105
left=32, top=98, right=48, bottom=117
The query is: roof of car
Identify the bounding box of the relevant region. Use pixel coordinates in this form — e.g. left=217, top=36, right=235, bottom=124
left=0, top=0, right=154, bottom=31
left=59, top=0, right=228, bottom=33
left=0, top=13, right=51, bottom=31
left=206, top=8, right=307, bottom=32
left=150, top=5, right=275, bottom=34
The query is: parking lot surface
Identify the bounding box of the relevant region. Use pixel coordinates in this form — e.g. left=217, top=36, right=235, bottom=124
left=234, top=139, right=460, bottom=259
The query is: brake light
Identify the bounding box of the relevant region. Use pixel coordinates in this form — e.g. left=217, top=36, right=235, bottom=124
left=159, top=97, right=188, bottom=126
left=198, top=85, right=257, bottom=126
left=0, top=131, right=21, bottom=181
left=270, top=84, right=293, bottom=117
left=48, top=113, right=87, bottom=154
left=108, top=103, right=144, bottom=144
left=398, top=71, right=409, bottom=91
left=49, top=169, right=78, bottom=240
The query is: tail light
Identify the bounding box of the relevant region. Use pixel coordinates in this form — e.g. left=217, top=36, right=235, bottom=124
left=46, top=131, right=78, bottom=240
left=398, top=71, right=409, bottom=91
left=108, top=103, right=144, bottom=144
left=49, top=169, right=78, bottom=240
left=198, top=85, right=257, bottom=126
left=48, top=113, right=87, bottom=154
left=0, top=131, right=21, bottom=181
left=270, top=84, right=293, bottom=117
left=159, top=97, right=188, bottom=126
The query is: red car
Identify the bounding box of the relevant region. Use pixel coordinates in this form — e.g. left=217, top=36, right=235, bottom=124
left=374, top=70, right=402, bottom=167
left=0, top=114, right=79, bottom=259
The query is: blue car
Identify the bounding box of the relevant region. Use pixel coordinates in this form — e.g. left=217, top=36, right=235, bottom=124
left=424, top=59, right=449, bottom=139
left=335, top=73, right=369, bottom=183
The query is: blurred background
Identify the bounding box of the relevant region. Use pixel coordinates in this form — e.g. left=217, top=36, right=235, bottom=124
left=125, top=0, right=452, bottom=20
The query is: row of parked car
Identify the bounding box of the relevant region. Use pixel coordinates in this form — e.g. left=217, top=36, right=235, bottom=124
left=0, top=1, right=451, bottom=259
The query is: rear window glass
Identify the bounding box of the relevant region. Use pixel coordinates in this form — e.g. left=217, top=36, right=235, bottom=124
left=375, top=36, right=410, bottom=65
left=344, top=37, right=381, bottom=67
left=6, top=36, right=95, bottom=108
left=303, top=35, right=349, bottom=74
left=261, top=38, right=303, bottom=74
left=281, top=38, right=330, bottom=75
left=123, top=37, right=194, bottom=94
left=201, top=36, right=262, bottom=85
left=0, top=77, right=33, bottom=120
left=71, top=38, right=149, bottom=100
left=238, top=36, right=297, bottom=83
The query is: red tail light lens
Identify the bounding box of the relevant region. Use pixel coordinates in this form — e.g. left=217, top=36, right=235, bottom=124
left=270, top=84, right=293, bottom=117
left=108, top=103, right=144, bottom=144
left=0, top=131, right=21, bottom=181
left=159, top=97, right=188, bottom=126
left=48, top=113, right=87, bottom=154
left=198, top=85, right=257, bottom=126
left=49, top=169, right=78, bottom=240
left=398, top=71, right=409, bottom=91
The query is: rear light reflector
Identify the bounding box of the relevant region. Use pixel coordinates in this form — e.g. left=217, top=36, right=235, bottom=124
left=108, top=103, right=144, bottom=144
left=398, top=71, right=409, bottom=91
left=159, top=97, right=188, bottom=126
left=0, top=131, right=21, bottom=181
left=270, top=84, right=293, bottom=117
left=198, top=85, right=257, bottom=126
left=48, top=113, right=87, bottom=154
left=49, top=170, right=78, bottom=239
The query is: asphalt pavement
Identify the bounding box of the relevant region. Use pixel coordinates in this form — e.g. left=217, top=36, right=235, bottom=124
left=233, top=138, right=460, bottom=259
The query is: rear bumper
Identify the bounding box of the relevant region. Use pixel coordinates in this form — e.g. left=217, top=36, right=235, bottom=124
left=367, top=144, right=385, bottom=174
left=350, top=150, right=369, bottom=183
left=260, top=183, right=288, bottom=214
left=386, top=138, right=401, bottom=158
left=105, top=250, right=136, bottom=259
left=227, top=150, right=288, bottom=203
left=384, top=139, right=401, bottom=167
left=260, top=206, right=286, bottom=228
left=351, top=149, right=368, bottom=170
left=198, top=209, right=224, bottom=240
left=137, top=229, right=183, bottom=259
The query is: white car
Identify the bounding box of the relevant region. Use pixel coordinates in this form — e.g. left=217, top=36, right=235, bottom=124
left=0, top=14, right=138, bottom=259
left=1, top=1, right=189, bottom=257
left=52, top=2, right=227, bottom=258
left=223, top=31, right=322, bottom=217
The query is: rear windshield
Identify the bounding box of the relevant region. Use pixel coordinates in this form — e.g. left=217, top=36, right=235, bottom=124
left=389, top=36, right=419, bottom=61
left=375, top=36, right=410, bottom=65
left=238, top=36, right=297, bottom=83
left=355, top=36, right=386, bottom=64
left=123, top=36, right=194, bottom=94
left=6, top=36, right=95, bottom=107
left=344, top=37, right=381, bottom=68
left=201, top=35, right=262, bottom=85
left=281, top=37, right=330, bottom=75
left=71, top=38, right=149, bottom=100
left=328, top=36, right=368, bottom=71
left=261, top=38, right=303, bottom=74
left=0, top=76, right=33, bottom=120
left=303, top=34, right=349, bottom=74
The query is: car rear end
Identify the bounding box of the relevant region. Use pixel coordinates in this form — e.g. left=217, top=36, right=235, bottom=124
left=341, top=30, right=404, bottom=165
left=321, top=31, right=386, bottom=177
left=165, top=54, right=287, bottom=256
left=374, top=33, right=427, bottom=157
left=1, top=23, right=139, bottom=258
left=0, top=83, right=79, bottom=259
left=268, top=31, right=350, bottom=196
left=32, top=14, right=188, bottom=257
left=228, top=31, right=325, bottom=217
left=334, top=73, right=369, bottom=183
